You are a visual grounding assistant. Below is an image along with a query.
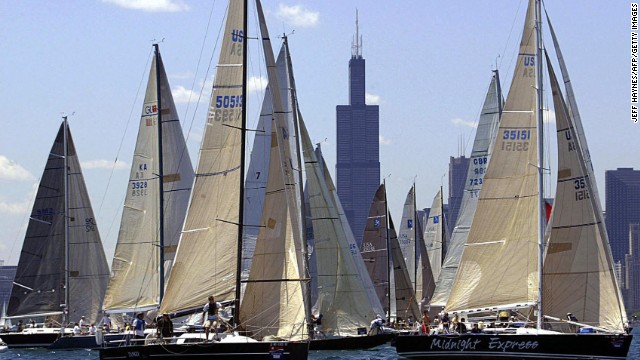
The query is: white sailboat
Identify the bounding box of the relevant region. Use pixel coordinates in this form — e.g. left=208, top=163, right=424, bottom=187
left=101, top=45, right=194, bottom=319
left=3, top=118, right=110, bottom=348
left=100, top=0, right=310, bottom=358
left=395, top=0, right=631, bottom=358
left=398, top=185, right=435, bottom=311
left=429, top=70, right=502, bottom=311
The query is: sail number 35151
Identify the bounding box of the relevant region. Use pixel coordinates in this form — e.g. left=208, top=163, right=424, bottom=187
left=502, top=129, right=530, bottom=151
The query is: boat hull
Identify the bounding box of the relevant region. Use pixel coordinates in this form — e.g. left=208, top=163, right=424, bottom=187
left=394, top=333, right=632, bottom=359
left=99, top=340, right=309, bottom=359
left=309, top=333, right=392, bottom=350
left=48, top=333, right=128, bottom=350
left=0, top=332, right=60, bottom=348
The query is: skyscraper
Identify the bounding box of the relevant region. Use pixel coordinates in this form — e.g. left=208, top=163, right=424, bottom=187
left=606, top=168, right=640, bottom=264
left=448, top=155, right=470, bottom=234
left=336, top=13, right=380, bottom=246
left=624, top=224, right=640, bottom=309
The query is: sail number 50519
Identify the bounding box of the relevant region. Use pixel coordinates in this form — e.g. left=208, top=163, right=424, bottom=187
left=215, top=95, right=243, bottom=109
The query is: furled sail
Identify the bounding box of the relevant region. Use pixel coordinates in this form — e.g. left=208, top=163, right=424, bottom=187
left=542, top=56, right=626, bottom=333
left=430, top=71, right=502, bottom=309
left=160, top=0, right=245, bottom=314
left=240, top=0, right=307, bottom=340
left=446, top=0, right=539, bottom=313
left=103, top=48, right=194, bottom=314
left=423, top=189, right=448, bottom=283
left=8, top=121, right=109, bottom=324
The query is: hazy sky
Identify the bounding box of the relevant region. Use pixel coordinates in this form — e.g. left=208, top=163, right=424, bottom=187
left=0, top=0, right=636, bottom=266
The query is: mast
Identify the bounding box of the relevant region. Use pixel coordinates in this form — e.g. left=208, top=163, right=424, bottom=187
left=494, top=69, right=503, bottom=117
left=384, top=179, right=391, bottom=323
left=413, top=183, right=417, bottom=295
left=534, top=0, right=545, bottom=330
left=235, top=0, right=248, bottom=325
left=63, top=115, right=70, bottom=326
left=153, top=43, right=166, bottom=303
left=283, top=35, right=314, bottom=339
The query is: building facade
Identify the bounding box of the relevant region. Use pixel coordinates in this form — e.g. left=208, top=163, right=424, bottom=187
left=606, top=168, right=640, bottom=264
left=624, top=224, right=640, bottom=310
left=0, top=263, right=17, bottom=309
left=336, top=16, right=380, bottom=246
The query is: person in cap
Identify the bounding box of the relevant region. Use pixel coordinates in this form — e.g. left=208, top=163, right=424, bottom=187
left=132, top=313, right=146, bottom=341
left=156, top=313, right=173, bottom=340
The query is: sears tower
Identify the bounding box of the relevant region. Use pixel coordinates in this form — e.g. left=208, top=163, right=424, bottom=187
left=336, top=12, right=380, bottom=246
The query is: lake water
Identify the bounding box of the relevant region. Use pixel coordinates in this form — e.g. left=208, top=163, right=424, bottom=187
left=2, top=329, right=639, bottom=359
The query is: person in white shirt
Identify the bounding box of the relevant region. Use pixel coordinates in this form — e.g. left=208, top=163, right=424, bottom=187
left=73, top=323, right=81, bottom=336
left=102, top=314, right=112, bottom=333
left=132, top=313, right=146, bottom=341
left=89, top=323, right=97, bottom=335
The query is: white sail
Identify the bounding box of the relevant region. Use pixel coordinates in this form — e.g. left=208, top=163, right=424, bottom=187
left=543, top=56, right=626, bottom=333
left=240, top=0, right=307, bottom=340
left=301, top=109, right=381, bottom=336
left=103, top=48, right=194, bottom=314
left=423, top=189, right=447, bottom=284
left=446, top=0, right=539, bottom=313
left=430, top=71, right=502, bottom=308
left=160, top=0, right=245, bottom=314
left=8, top=121, right=109, bottom=325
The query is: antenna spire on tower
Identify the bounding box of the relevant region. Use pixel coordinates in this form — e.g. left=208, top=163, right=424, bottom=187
left=351, top=9, right=362, bottom=58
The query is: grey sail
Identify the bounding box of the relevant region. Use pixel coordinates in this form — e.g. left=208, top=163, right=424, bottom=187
left=430, top=71, right=502, bottom=308
left=103, top=48, right=194, bottom=313
left=388, top=216, right=421, bottom=322
left=8, top=121, right=109, bottom=324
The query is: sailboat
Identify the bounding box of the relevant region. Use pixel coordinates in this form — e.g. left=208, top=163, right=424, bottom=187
left=296, top=74, right=390, bottom=348
left=428, top=70, right=502, bottom=312
left=395, top=0, right=631, bottom=358
left=99, top=0, right=310, bottom=358
left=398, top=185, right=435, bottom=313
left=51, top=44, right=196, bottom=351
left=362, top=183, right=421, bottom=327
left=2, top=118, right=110, bottom=348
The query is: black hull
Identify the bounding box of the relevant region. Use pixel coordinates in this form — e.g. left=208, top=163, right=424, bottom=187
left=99, top=340, right=309, bottom=359
left=394, top=333, right=632, bottom=360
left=0, top=332, right=60, bottom=348
left=309, top=333, right=392, bottom=350
left=48, top=333, right=128, bottom=350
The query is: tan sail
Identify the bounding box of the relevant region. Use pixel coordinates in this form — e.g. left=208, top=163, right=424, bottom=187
left=430, top=71, right=501, bottom=309
left=543, top=56, right=626, bottom=333
left=239, top=0, right=307, bottom=340
left=103, top=48, right=193, bottom=313
left=160, top=0, right=245, bottom=314
left=446, top=0, right=539, bottom=313
left=545, top=15, right=627, bottom=330
left=423, top=189, right=447, bottom=284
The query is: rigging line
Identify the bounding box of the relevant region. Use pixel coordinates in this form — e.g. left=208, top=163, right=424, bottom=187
left=499, top=0, right=525, bottom=81
left=101, top=48, right=154, bottom=249
left=183, top=0, right=225, bottom=154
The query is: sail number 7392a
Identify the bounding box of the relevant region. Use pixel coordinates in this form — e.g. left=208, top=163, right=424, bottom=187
left=501, top=129, right=531, bottom=151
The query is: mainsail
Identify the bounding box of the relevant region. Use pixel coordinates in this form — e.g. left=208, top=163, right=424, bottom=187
left=388, top=217, right=421, bottom=322
left=160, top=0, right=245, bottom=314
left=542, top=56, right=626, bottom=333
left=103, top=46, right=194, bottom=314
left=430, top=71, right=502, bottom=309
left=8, top=120, right=109, bottom=324
left=446, top=0, right=539, bottom=313
left=423, top=189, right=448, bottom=284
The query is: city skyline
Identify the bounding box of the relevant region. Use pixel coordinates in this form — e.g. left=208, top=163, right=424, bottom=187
left=0, top=1, right=636, bottom=266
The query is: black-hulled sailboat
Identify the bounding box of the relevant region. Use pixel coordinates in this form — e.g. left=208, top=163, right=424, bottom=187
left=395, top=0, right=631, bottom=358
left=3, top=117, right=110, bottom=348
